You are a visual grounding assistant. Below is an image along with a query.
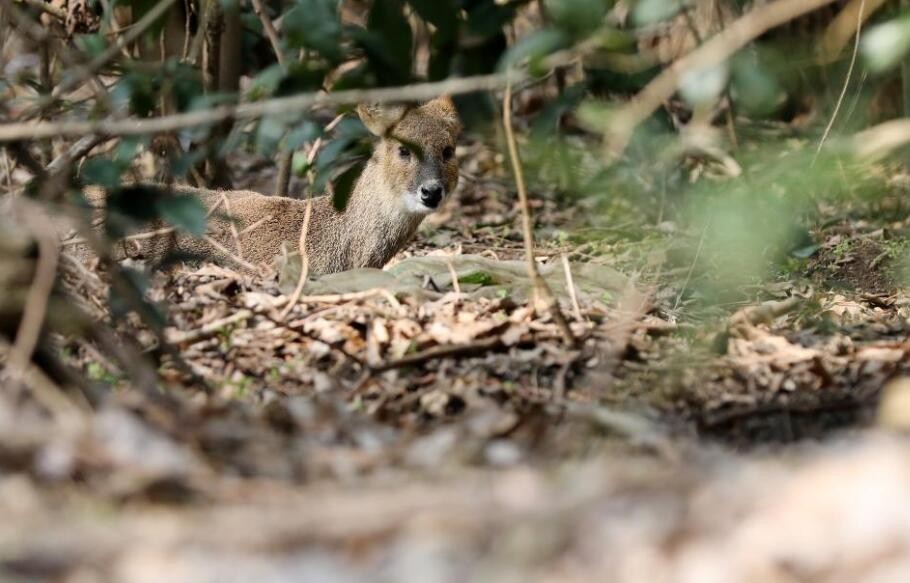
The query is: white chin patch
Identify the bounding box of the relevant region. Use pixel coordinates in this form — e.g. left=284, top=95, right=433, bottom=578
left=403, top=195, right=437, bottom=215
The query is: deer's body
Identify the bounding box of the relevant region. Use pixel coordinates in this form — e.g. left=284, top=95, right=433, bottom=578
left=93, top=97, right=461, bottom=275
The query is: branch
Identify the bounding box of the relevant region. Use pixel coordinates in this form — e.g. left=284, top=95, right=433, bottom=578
left=606, top=0, right=840, bottom=156
left=0, top=73, right=514, bottom=142
left=249, top=0, right=285, bottom=68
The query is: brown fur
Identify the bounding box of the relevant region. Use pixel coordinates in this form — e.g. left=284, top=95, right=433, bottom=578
left=89, top=97, right=461, bottom=275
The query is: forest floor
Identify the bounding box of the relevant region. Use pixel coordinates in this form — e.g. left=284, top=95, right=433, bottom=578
left=2, top=133, right=910, bottom=582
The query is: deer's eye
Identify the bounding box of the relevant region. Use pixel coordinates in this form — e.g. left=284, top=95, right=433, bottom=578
left=442, top=146, right=455, bottom=161
left=398, top=145, right=411, bottom=159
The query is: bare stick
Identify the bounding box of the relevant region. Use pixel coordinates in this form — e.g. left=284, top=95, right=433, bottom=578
left=606, top=0, right=839, bottom=156
left=167, top=309, right=253, bottom=344
left=203, top=235, right=260, bottom=272
left=249, top=0, right=285, bottom=67
left=0, top=73, right=513, bottom=142
left=279, top=113, right=345, bottom=321
left=502, top=74, right=576, bottom=347
left=372, top=337, right=502, bottom=373
left=238, top=213, right=275, bottom=236
left=279, top=197, right=313, bottom=320
left=561, top=254, right=583, bottom=322
left=220, top=192, right=243, bottom=255
left=6, top=212, right=60, bottom=384
left=814, top=0, right=866, bottom=164
left=248, top=0, right=295, bottom=197
left=447, top=259, right=461, bottom=294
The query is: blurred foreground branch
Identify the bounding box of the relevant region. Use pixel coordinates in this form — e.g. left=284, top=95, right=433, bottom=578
left=850, top=118, right=910, bottom=158
left=0, top=74, right=515, bottom=142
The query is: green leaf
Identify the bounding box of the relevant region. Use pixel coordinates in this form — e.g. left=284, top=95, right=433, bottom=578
left=282, top=0, right=343, bottom=61
left=256, top=116, right=287, bottom=156
left=499, top=28, right=566, bottom=69
left=332, top=160, right=367, bottom=212
left=360, top=0, right=413, bottom=85
left=791, top=244, right=820, bottom=259
left=545, top=0, right=607, bottom=39
left=156, top=195, right=207, bottom=236
left=632, top=0, right=684, bottom=26
left=459, top=271, right=494, bottom=286
left=81, top=158, right=124, bottom=189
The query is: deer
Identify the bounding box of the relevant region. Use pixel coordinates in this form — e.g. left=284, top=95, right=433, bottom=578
left=87, top=96, right=461, bottom=275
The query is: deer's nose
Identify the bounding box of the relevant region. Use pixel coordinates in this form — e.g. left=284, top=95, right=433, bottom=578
left=420, top=182, right=444, bottom=208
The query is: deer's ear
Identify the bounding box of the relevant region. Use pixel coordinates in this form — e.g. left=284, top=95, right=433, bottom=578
left=356, top=103, right=407, bottom=136
left=422, top=95, right=461, bottom=133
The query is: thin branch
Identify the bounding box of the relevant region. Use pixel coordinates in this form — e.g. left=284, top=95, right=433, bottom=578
left=220, top=192, right=244, bottom=256
left=561, top=254, right=583, bottom=322
left=167, top=309, right=253, bottom=344
left=814, top=0, right=865, bottom=164
left=372, top=337, right=502, bottom=373
left=502, top=74, right=576, bottom=348
left=203, top=235, right=260, bottom=272
left=0, top=73, right=514, bottom=142
left=249, top=0, right=285, bottom=68
left=606, top=0, right=840, bottom=156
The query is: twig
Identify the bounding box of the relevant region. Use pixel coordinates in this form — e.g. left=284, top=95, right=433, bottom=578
left=220, top=192, right=243, bottom=256
left=502, top=73, right=576, bottom=347
left=371, top=337, right=502, bottom=373
left=278, top=113, right=345, bottom=321
left=561, top=254, right=583, bottom=322
left=729, top=296, right=802, bottom=328
left=0, top=73, right=514, bottom=142
left=271, top=288, right=401, bottom=310
left=606, top=0, right=839, bottom=156
left=279, top=197, right=313, bottom=320
left=249, top=0, right=285, bottom=67
left=203, top=235, right=260, bottom=272
left=447, top=259, right=461, bottom=294
left=167, top=309, right=253, bottom=344
left=813, top=0, right=865, bottom=164
left=238, top=213, right=275, bottom=236
left=257, top=311, right=366, bottom=368
left=248, top=0, right=295, bottom=197
left=6, top=211, right=60, bottom=384
left=47, top=135, right=108, bottom=176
